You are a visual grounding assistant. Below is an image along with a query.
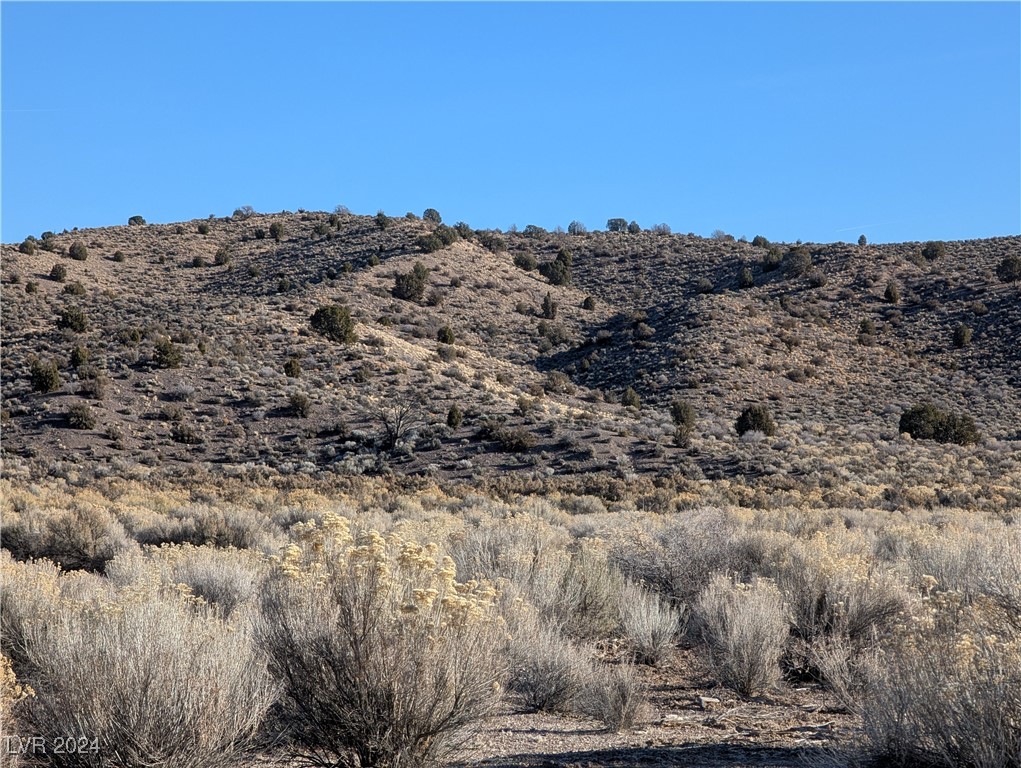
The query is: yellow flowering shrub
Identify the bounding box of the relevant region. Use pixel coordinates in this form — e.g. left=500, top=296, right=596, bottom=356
left=259, top=513, right=506, bottom=768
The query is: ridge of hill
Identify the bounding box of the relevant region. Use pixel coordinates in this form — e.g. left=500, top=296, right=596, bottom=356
left=2, top=211, right=1019, bottom=509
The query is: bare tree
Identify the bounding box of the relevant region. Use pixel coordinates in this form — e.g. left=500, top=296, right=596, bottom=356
left=372, top=392, right=423, bottom=451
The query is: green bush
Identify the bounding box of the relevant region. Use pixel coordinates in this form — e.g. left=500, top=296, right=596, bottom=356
left=192, top=255, right=207, bottom=268
left=921, top=241, right=946, bottom=261
left=694, top=277, right=714, bottom=294
left=540, top=248, right=572, bottom=286
left=63, top=281, right=86, bottom=296
left=214, top=247, right=232, bottom=266
left=284, top=357, right=302, bottom=378
left=269, top=222, right=284, bottom=242
left=128, top=215, right=146, bottom=226
left=375, top=211, right=390, bottom=230
left=417, top=234, right=443, bottom=253
left=621, top=387, right=641, bottom=409
left=423, top=207, right=442, bottom=224
left=737, top=267, right=755, bottom=289
left=25, top=281, right=39, bottom=294
left=751, top=235, right=770, bottom=248
left=289, top=392, right=311, bottom=418
left=447, top=404, right=463, bottom=428
left=477, top=231, right=507, bottom=253
left=514, top=252, right=538, bottom=271
left=953, top=323, right=973, bottom=349
left=784, top=247, right=812, bottom=277
left=582, top=296, right=596, bottom=310
left=19, top=238, right=36, bottom=255
left=434, top=224, right=459, bottom=246
left=735, top=404, right=776, bottom=436
left=57, top=307, right=88, bottom=332
left=393, top=263, right=430, bottom=303
left=310, top=305, right=357, bottom=343
left=807, top=268, right=827, bottom=288
left=494, top=426, right=537, bottom=452
left=670, top=399, right=696, bottom=445
left=628, top=221, right=641, bottom=234
left=762, top=247, right=783, bottom=272
left=70, top=345, right=90, bottom=369
left=66, top=402, right=96, bottom=429
left=154, top=337, right=184, bottom=369
left=541, top=292, right=557, bottom=319
left=884, top=281, right=900, bottom=304
left=112, top=250, right=126, bottom=263
left=436, top=324, right=455, bottom=344
left=29, top=357, right=62, bottom=393
left=858, top=234, right=867, bottom=247
left=197, top=222, right=210, bottom=235
left=996, top=253, right=1021, bottom=284
left=899, top=403, right=980, bottom=445
left=68, top=241, right=89, bottom=261
left=253, top=227, right=266, bottom=240
left=454, top=222, right=473, bottom=239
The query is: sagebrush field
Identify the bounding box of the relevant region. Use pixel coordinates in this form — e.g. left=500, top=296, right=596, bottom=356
left=1, top=210, right=1019, bottom=767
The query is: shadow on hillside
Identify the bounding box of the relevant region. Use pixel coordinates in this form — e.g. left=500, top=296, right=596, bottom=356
left=453, top=742, right=836, bottom=768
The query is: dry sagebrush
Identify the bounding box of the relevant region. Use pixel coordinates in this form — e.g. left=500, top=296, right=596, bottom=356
left=258, top=513, right=506, bottom=768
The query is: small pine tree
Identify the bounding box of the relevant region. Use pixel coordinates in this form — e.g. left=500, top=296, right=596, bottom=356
left=607, top=218, right=628, bottom=233
left=582, top=296, right=596, bottom=310
left=49, top=264, right=68, bottom=282
left=128, top=215, right=147, bottom=226
left=68, top=241, right=89, bottom=261
left=858, top=234, right=867, bottom=247
left=541, top=292, right=557, bottom=319
left=996, top=254, right=1021, bottom=285
left=541, top=248, right=572, bottom=286
left=393, top=263, right=430, bottom=302
left=284, top=357, right=302, bottom=378
left=153, top=338, right=183, bottom=368
left=269, top=222, right=285, bottom=242
left=884, top=281, right=900, bottom=304
left=952, top=323, right=973, bottom=349
left=671, top=399, right=696, bottom=445
left=423, top=208, right=442, bottom=224
left=513, top=252, right=538, bottom=271
left=738, top=267, right=755, bottom=289
left=437, top=325, right=455, bottom=344
left=627, top=220, right=641, bottom=234
left=735, top=405, right=776, bottom=436
left=621, top=387, right=641, bottom=409
left=29, top=357, right=62, bottom=393
left=921, top=241, right=946, bottom=261
left=57, top=307, right=88, bottom=332
left=310, top=305, right=357, bottom=343
left=447, top=404, right=463, bottom=428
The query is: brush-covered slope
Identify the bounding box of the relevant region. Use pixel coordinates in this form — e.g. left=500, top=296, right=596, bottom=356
left=2, top=212, right=1019, bottom=508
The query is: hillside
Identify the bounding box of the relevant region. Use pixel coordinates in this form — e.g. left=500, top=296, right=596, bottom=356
left=2, top=210, right=1019, bottom=509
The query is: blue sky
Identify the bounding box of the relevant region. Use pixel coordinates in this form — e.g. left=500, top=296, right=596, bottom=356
left=2, top=2, right=1019, bottom=244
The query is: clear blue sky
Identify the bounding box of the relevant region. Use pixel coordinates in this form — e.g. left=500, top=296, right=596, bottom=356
left=2, top=2, right=1019, bottom=245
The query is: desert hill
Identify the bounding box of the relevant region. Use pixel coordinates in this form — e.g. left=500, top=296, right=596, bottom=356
left=2, top=210, right=1019, bottom=509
